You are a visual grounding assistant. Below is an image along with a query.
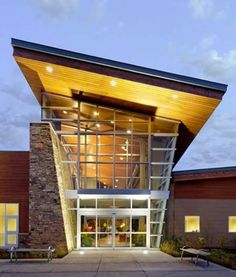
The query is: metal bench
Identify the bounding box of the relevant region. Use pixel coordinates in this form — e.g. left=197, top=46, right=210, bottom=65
left=8, top=246, right=55, bottom=262
left=180, top=245, right=210, bottom=266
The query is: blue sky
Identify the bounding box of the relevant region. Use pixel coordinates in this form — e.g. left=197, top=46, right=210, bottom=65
left=1, top=0, right=236, bottom=171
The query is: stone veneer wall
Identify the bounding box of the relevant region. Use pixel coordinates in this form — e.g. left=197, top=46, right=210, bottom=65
left=28, top=122, right=75, bottom=256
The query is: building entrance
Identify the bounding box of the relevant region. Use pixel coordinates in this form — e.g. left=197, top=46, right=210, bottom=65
left=79, top=211, right=147, bottom=248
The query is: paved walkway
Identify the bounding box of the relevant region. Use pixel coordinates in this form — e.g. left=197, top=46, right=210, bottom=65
left=0, top=250, right=236, bottom=276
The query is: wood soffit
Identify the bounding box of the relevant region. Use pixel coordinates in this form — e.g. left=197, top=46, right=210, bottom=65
left=12, top=46, right=226, bottom=137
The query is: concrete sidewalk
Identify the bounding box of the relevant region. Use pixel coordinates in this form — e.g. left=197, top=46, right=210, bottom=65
left=0, top=250, right=235, bottom=276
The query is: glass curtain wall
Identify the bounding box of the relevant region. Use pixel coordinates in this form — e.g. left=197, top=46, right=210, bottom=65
left=41, top=92, right=179, bottom=248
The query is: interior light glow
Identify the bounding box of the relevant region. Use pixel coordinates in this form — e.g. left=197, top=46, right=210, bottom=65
left=79, top=251, right=85, bottom=255
left=110, top=79, right=117, bottom=87
left=93, top=111, right=99, bottom=116
left=143, top=250, right=148, bottom=255
left=46, top=65, right=53, bottom=73
left=126, top=129, right=132, bottom=134
left=96, top=123, right=101, bottom=128
left=172, top=94, right=179, bottom=99
left=120, top=157, right=124, bottom=160
left=115, top=179, right=119, bottom=182
left=115, top=185, right=118, bottom=188
left=63, top=110, right=68, bottom=114
left=110, top=121, right=114, bottom=124
left=129, top=119, right=132, bottom=122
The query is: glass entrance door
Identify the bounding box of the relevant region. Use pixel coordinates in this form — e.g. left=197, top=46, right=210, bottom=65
left=80, top=212, right=147, bottom=248
left=97, top=216, right=113, bottom=247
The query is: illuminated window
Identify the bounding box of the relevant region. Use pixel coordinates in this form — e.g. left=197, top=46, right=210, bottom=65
left=0, top=203, right=19, bottom=247
left=228, top=216, right=236, bottom=232
left=185, top=216, right=200, bottom=232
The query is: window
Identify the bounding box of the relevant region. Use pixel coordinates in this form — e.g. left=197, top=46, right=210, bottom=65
left=0, top=203, right=19, bottom=248
left=185, top=216, right=200, bottom=233
left=228, top=216, right=236, bottom=232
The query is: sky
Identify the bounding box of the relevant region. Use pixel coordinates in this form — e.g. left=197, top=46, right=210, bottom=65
left=0, top=0, right=236, bottom=171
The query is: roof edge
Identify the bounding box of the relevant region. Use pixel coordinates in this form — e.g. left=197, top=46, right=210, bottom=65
left=173, top=166, right=236, bottom=176
left=11, top=38, right=228, bottom=93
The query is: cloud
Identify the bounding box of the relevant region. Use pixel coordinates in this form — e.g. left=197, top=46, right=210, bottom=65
left=86, top=0, right=108, bottom=24
left=195, top=49, right=236, bottom=82
left=0, top=79, right=39, bottom=107
left=29, top=0, right=80, bottom=19
left=175, top=109, right=236, bottom=170
left=0, top=107, right=40, bottom=150
left=200, top=35, right=216, bottom=49
left=189, top=0, right=213, bottom=18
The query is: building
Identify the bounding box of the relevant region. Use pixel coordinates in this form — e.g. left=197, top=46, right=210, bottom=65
left=168, top=167, right=236, bottom=248
left=0, top=38, right=227, bottom=256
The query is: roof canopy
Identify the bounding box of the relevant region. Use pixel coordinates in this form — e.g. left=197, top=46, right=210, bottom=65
left=12, top=38, right=227, bottom=160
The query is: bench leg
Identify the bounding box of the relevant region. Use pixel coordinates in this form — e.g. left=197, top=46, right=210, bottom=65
left=181, top=250, right=184, bottom=261
left=195, top=255, right=199, bottom=265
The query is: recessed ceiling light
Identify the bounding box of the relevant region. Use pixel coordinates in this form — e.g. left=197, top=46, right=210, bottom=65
left=110, top=80, right=117, bottom=87
left=46, top=65, right=53, bottom=73
left=93, top=111, right=99, bottom=116
left=172, top=94, right=179, bottom=99
left=96, top=123, right=101, bottom=128
left=63, top=110, right=68, bottom=114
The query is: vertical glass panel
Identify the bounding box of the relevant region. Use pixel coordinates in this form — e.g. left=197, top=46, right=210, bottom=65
left=132, top=234, right=146, bottom=247
left=151, top=199, right=165, bottom=209
left=97, top=199, right=113, bottom=209
left=150, top=236, right=158, bottom=248
left=0, top=234, right=4, bottom=247
left=97, top=217, right=112, bottom=232
left=0, top=204, right=5, bottom=216
left=6, top=204, right=18, bottom=216
left=81, top=216, right=96, bottom=232
left=115, top=234, right=130, bottom=247
left=0, top=217, right=4, bottom=233
left=132, top=199, right=148, bottom=209
left=132, top=216, right=146, bottom=232
left=7, top=234, right=17, bottom=244
left=115, top=199, right=130, bottom=208
left=80, top=199, right=96, bottom=208
left=133, top=122, right=148, bottom=133
left=81, top=234, right=96, bottom=247
left=115, top=217, right=130, bottom=232
left=7, top=218, right=17, bottom=232
left=185, top=216, right=200, bottom=232
left=150, top=223, right=161, bottom=235
left=97, top=233, right=112, bottom=247
left=150, top=210, right=162, bottom=222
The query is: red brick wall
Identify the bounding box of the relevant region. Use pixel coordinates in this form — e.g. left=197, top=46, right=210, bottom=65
left=0, top=151, right=29, bottom=233
left=174, top=177, right=236, bottom=199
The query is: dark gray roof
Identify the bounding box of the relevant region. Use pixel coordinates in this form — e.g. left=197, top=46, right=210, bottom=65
left=173, top=166, right=236, bottom=175
left=11, top=38, right=227, bottom=93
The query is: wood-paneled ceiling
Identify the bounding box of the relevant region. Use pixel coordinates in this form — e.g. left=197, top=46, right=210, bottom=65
left=12, top=41, right=226, bottom=138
